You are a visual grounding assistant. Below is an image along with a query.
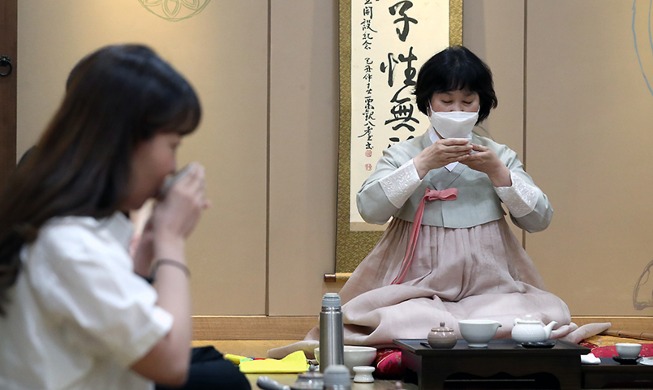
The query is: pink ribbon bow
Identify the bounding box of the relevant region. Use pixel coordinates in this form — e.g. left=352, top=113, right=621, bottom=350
left=390, top=188, right=458, bottom=285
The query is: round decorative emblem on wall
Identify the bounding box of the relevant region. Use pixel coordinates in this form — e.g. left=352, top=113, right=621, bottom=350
left=138, top=0, right=211, bottom=22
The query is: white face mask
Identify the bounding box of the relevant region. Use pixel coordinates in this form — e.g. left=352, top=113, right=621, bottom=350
left=429, top=109, right=478, bottom=140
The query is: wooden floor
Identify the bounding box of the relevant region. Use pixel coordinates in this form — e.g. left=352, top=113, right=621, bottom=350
left=192, top=339, right=417, bottom=389
left=192, top=339, right=294, bottom=358
left=193, top=336, right=651, bottom=390
left=247, top=373, right=417, bottom=389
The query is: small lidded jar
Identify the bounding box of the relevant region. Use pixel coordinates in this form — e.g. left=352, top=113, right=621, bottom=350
left=427, top=322, right=457, bottom=349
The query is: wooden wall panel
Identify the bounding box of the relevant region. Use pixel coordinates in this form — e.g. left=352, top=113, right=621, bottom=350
left=15, top=0, right=653, bottom=321
left=17, top=1, right=269, bottom=314
left=525, top=0, right=653, bottom=315
left=0, top=0, right=16, bottom=186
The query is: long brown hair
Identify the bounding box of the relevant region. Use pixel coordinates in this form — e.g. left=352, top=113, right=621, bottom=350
left=0, top=44, right=201, bottom=315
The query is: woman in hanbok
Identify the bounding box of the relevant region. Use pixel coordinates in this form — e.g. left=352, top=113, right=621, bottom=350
left=269, top=46, right=610, bottom=367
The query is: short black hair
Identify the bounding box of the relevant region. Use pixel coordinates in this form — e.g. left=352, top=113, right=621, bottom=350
left=414, top=46, right=498, bottom=123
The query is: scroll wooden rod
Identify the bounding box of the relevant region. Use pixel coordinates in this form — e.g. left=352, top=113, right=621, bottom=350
left=324, top=272, right=352, bottom=282
left=601, top=329, right=653, bottom=341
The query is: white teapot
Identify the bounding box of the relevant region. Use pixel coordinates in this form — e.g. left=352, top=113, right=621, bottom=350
left=511, top=315, right=557, bottom=343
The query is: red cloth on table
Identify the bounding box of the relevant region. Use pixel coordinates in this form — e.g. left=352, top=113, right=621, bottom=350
left=588, top=343, right=653, bottom=358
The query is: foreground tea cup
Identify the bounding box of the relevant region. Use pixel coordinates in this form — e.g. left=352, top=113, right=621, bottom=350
left=616, top=343, right=642, bottom=359
left=458, top=319, right=502, bottom=348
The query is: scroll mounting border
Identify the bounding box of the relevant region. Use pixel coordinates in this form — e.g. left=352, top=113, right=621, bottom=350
left=335, top=0, right=463, bottom=275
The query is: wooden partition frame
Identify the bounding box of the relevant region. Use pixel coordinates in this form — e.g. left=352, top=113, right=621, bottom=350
left=192, top=315, right=653, bottom=341
left=0, top=0, right=17, bottom=185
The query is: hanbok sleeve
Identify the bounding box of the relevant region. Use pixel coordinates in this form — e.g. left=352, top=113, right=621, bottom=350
left=357, top=147, right=421, bottom=225
left=494, top=152, right=553, bottom=233
left=379, top=160, right=422, bottom=208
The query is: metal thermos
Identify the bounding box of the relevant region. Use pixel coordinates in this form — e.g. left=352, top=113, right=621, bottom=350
left=319, top=293, right=344, bottom=373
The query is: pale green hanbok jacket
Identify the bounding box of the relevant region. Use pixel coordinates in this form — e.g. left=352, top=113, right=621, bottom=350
left=356, top=131, right=552, bottom=233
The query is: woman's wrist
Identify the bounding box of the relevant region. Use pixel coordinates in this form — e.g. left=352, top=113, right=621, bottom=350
left=149, top=258, right=190, bottom=281
left=489, top=165, right=512, bottom=187
left=413, top=155, right=429, bottom=179
left=153, top=237, right=185, bottom=262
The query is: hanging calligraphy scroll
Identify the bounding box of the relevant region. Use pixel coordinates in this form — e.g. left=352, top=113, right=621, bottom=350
left=335, top=0, right=462, bottom=275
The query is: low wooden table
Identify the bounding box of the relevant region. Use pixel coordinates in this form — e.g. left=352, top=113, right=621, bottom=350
left=394, top=338, right=590, bottom=389
left=582, top=357, right=653, bottom=388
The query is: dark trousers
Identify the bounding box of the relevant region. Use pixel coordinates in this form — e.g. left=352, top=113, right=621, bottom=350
left=156, top=346, right=251, bottom=390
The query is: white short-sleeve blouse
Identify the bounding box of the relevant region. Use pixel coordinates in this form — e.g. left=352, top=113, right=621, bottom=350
left=0, top=213, right=173, bottom=390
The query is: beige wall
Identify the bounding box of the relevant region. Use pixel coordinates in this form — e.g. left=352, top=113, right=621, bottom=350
left=465, top=0, right=653, bottom=315
left=17, top=0, right=653, bottom=321
left=525, top=0, right=653, bottom=314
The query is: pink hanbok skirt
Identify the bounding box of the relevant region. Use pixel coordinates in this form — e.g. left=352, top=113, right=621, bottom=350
left=320, top=217, right=572, bottom=346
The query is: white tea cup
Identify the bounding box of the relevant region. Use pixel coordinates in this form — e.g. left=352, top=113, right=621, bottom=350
left=615, top=343, right=642, bottom=359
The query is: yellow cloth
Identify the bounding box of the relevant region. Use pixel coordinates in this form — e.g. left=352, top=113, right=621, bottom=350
left=239, top=350, right=309, bottom=374
left=224, top=354, right=253, bottom=365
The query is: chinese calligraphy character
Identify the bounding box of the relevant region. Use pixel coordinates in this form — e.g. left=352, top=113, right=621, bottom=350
left=388, top=1, right=417, bottom=42
left=381, top=46, right=419, bottom=134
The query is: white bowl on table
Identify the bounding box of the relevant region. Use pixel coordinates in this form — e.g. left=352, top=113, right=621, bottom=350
left=458, top=319, right=502, bottom=348
left=314, top=345, right=377, bottom=374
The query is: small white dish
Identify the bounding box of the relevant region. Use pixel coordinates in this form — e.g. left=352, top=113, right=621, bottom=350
left=352, top=366, right=375, bottom=383
left=581, top=353, right=601, bottom=365
left=639, top=357, right=653, bottom=366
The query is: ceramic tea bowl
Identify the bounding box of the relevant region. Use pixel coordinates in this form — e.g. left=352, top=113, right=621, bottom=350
left=458, top=319, right=502, bottom=348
